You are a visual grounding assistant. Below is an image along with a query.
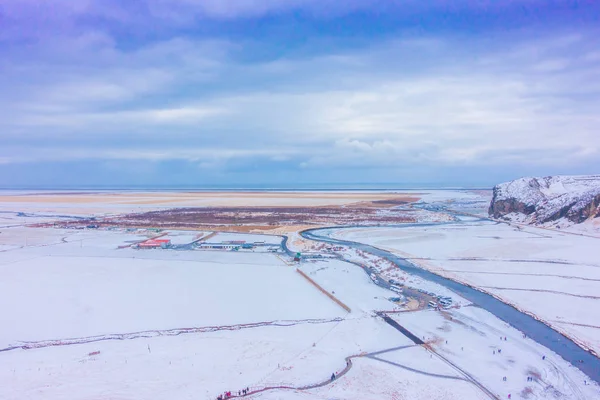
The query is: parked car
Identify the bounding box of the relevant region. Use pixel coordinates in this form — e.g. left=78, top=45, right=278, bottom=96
left=390, top=285, right=402, bottom=293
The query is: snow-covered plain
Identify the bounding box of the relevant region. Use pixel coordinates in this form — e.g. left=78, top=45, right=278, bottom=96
left=332, top=221, right=600, bottom=355
left=1, top=192, right=599, bottom=400
left=339, top=247, right=470, bottom=307
left=0, top=316, right=406, bottom=400
left=395, top=307, right=599, bottom=400
left=0, top=226, right=505, bottom=400
left=0, top=254, right=344, bottom=347
left=209, top=232, right=282, bottom=244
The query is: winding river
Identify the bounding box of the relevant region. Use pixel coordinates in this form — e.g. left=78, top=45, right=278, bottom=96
left=300, top=225, right=600, bottom=384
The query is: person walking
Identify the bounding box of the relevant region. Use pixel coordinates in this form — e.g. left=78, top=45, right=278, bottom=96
left=331, top=373, right=336, bottom=381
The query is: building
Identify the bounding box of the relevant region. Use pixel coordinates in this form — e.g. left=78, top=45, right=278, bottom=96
left=138, top=239, right=171, bottom=249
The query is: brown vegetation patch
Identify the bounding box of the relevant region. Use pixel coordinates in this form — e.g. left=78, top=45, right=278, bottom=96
left=45, top=205, right=417, bottom=230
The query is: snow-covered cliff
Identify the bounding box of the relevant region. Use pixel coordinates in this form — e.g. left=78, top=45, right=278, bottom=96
left=489, top=175, right=600, bottom=228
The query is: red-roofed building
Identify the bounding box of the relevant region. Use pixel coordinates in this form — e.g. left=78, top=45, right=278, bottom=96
left=138, top=239, right=171, bottom=249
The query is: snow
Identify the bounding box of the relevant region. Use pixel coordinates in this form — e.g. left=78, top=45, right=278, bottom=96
left=339, top=247, right=470, bottom=307
left=491, top=175, right=600, bottom=231
left=396, top=307, right=600, bottom=399
left=306, top=354, right=490, bottom=400
left=1, top=204, right=598, bottom=399
left=411, top=189, right=488, bottom=203
left=164, top=230, right=206, bottom=244
left=496, top=176, right=600, bottom=206
left=300, top=259, right=400, bottom=313
left=210, top=232, right=282, bottom=244
left=0, top=253, right=344, bottom=347
left=332, top=221, right=600, bottom=355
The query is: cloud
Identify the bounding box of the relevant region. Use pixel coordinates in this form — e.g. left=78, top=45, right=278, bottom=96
left=1, top=1, right=599, bottom=187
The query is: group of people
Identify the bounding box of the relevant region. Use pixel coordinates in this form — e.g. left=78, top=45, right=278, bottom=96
left=216, top=387, right=250, bottom=399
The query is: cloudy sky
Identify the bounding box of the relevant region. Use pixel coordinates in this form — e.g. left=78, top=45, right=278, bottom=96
left=1, top=1, right=599, bottom=188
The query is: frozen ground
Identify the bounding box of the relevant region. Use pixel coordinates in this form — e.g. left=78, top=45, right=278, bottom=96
left=265, top=353, right=490, bottom=400
left=412, top=189, right=492, bottom=216
left=300, top=259, right=400, bottom=313
left=164, top=230, right=206, bottom=244
left=0, top=316, right=407, bottom=400
left=0, top=255, right=343, bottom=347
left=1, top=199, right=598, bottom=399
left=0, top=226, right=502, bottom=400
left=395, top=307, right=599, bottom=399
left=0, top=229, right=343, bottom=348
left=339, top=247, right=470, bottom=307
left=210, top=232, right=282, bottom=244
left=332, top=220, right=600, bottom=355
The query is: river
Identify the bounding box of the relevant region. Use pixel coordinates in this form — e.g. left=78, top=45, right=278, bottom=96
left=300, top=225, right=600, bottom=384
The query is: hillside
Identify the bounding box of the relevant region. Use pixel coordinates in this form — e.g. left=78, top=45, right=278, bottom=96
left=489, top=175, right=600, bottom=229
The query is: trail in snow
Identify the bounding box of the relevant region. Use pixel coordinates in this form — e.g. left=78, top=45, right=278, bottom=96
left=366, top=355, right=467, bottom=381
left=431, top=270, right=600, bottom=282
left=223, top=345, right=410, bottom=399
left=480, top=287, right=600, bottom=300
left=0, top=318, right=343, bottom=353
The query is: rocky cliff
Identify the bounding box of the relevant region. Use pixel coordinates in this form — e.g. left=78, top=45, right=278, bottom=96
left=489, top=175, right=600, bottom=226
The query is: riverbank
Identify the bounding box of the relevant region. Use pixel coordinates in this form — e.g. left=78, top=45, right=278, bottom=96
left=302, top=226, right=600, bottom=385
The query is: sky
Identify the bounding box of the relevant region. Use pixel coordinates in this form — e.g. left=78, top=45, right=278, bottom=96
left=1, top=0, right=599, bottom=188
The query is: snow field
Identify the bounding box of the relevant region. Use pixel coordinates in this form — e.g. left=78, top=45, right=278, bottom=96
left=315, top=354, right=489, bottom=400
left=0, top=315, right=411, bottom=400
left=0, top=252, right=344, bottom=347
left=264, top=355, right=489, bottom=400
left=164, top=230, right=206, bottom=244
left=210, top=232, right=282, bottom=245
left=332, top=221, right=600, bottom=354
left=1, top=215, right=598, bottom=399
left=299, top=259, right=399, bottom=313
left=395, top=307, right=600, bottom=400
left=340, top=247, right=470, bottom=307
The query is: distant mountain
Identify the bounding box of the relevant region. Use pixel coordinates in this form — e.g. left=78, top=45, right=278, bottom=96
left=489, top=175, right=600, bottom=227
